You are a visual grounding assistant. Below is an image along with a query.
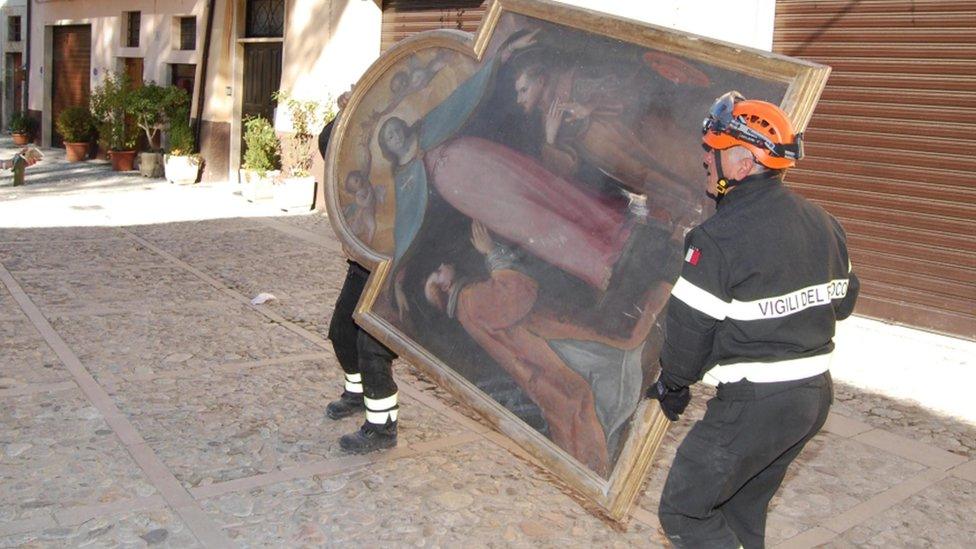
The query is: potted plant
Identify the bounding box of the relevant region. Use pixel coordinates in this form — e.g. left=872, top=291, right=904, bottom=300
left=163, top=118, right=203, bottom=185
left=130, top=83, right=189, bottom=177
left=55, top=106, right=95, bottom=162
left=90, top=71, right=138, bottom=171
left=9, top=111, right=34, bottom=145
left=240, top=115, right=280, bottom=202
left=272, top=91, right=333, bottom=211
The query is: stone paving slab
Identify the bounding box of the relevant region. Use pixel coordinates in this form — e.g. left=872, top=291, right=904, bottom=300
left=126, top=218, right=271, bottom=242
left=764, top=433, right=929, bottom=545
left=0, top=390, right=157, bottom=524
left=953, top=459, right=976, bottom=483
left=0, top=506, right=199, bottom=548
left=833, top=384, right=975, bottom=459
left=46, top=303, right=320, bottom=382
left=192, top=252, right=346, bottom=301
left=835, top=475, right=976, bottom=547
left=0, top=226, right=122, bottom=244
left=0, top=317, right=68, bottom=389
left=200, top=438, right=662, bottom=547
left=0, top=285, right=22, bottom=319
left=103, top=360, right=468, bottom=491
left=0, top=238, right=161, bottom=273
left=129, top=227, right=318, bottom=265
left=11, top=264, right=225, bottom=316
left=268, top=215, right=338, bottom=247
left=264, top=289, right=339, bottom=342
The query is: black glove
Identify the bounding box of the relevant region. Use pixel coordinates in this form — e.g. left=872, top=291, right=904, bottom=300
left=647, top=377, right=691, bottom=421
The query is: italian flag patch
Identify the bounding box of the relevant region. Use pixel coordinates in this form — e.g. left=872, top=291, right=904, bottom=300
left=685, top=246, right=701, bottom=266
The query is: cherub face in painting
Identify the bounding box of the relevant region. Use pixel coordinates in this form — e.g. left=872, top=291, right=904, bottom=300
left=345, top=171, right=365, bottom=193
left=390, top=71, right=409, bottom=96
left=345, top=171, right=373, bottom=206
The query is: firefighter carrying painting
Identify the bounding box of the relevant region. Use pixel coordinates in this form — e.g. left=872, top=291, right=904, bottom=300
left=331, top=12, right=788, bottom=477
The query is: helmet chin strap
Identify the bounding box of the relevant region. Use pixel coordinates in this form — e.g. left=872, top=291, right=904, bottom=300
left=712, top=149, right=741, bottom=204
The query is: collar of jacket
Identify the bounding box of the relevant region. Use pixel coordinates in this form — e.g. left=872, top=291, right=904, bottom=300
left=716, top=171, right=784, bottom=209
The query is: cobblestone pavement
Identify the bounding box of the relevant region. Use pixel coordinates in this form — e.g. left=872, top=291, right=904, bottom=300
left=1, top=141, right=975, bottom=547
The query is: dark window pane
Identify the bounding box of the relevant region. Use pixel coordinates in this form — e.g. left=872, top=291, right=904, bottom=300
left=180, top=17, right=197, bottom=50
left=126, top=12, right=141, bottom=48
left=171, top=63, right=196, bottom=100
left=245, top=0, right=284, bottom=38
left=8, top=16, right=21, bottom=42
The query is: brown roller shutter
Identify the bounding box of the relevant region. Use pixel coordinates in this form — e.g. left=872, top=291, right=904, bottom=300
left=381, top=0, right=487, bottom=52
left=51, top=25, right=92, bottom=148
left=774, top=0, right=976, bottom=339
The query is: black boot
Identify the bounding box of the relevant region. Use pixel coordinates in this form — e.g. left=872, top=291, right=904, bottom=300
left=325, top=391, right=365, bottom=420
left=339, top=420, right=398, bottom=454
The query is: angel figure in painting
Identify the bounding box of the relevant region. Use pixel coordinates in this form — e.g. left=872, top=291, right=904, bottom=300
left=389, top=50, right=456, bottom=105
left=342, top=170, right=385, bottom=244
left=376, top=29, right=542, bottom=263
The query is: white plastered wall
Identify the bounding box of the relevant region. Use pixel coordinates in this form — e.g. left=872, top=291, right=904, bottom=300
left=29, top=0, right=204, bottom=146
left=553, top=0, right=775, bottom=51
left=275, top=0, right=381, bottom=132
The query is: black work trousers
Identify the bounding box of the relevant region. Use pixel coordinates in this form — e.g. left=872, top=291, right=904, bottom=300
left=327, top=261, right=398, bottom=400
left=659, top=372, right=832, bottom=549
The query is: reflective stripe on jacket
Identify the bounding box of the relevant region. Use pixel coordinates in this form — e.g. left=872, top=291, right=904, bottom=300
left=660, top=173, right=859, bottom=386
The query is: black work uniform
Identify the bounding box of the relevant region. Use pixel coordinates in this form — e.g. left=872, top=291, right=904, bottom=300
left=328, top=261, right=399, bottom=419
left=320, top=114, right=399, bottom=424
left=657, top=172, right=859, bottom=549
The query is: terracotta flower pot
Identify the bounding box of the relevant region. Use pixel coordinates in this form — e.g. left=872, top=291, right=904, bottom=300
left=12, top=133, right=30, bottom=146
left=110, top=150, right=137, bottom=171
left=64, top=142, right=90, bottom=163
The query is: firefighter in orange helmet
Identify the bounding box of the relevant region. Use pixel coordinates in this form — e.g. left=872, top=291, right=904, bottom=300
left=650, top=92, right=859, bottom=548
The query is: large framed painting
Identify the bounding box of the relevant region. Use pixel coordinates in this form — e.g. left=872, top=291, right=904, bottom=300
left=325, top=0, right=828, bottom=520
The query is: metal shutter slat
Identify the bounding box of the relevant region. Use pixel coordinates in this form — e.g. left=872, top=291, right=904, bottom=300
left=381, top=1, right=486, bottom=52
left=775, top=0, right=976, bottom=336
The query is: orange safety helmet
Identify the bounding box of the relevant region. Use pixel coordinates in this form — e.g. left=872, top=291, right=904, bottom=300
left=702, top=91, right=803, bottom=170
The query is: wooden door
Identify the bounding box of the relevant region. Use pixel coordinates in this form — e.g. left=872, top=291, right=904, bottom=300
left=241, top=42, right=282, bottom=160
left=242, top=42, right=282, bottom=123
left=4, top=52, right=23, bottom=128
left=121, top=57, right=148, bottom=149
left=51, top=25, right=92, bottom=147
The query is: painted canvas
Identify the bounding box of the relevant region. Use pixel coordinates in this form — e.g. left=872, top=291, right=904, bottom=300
left=325, top=0, right=828, bottom=519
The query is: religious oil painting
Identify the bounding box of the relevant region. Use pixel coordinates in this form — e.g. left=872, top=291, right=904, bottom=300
left=325, top=0, right=828, bottom=519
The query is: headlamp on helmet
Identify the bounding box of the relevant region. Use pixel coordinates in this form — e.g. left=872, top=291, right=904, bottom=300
left=702, top=91, right=803, bottom=169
